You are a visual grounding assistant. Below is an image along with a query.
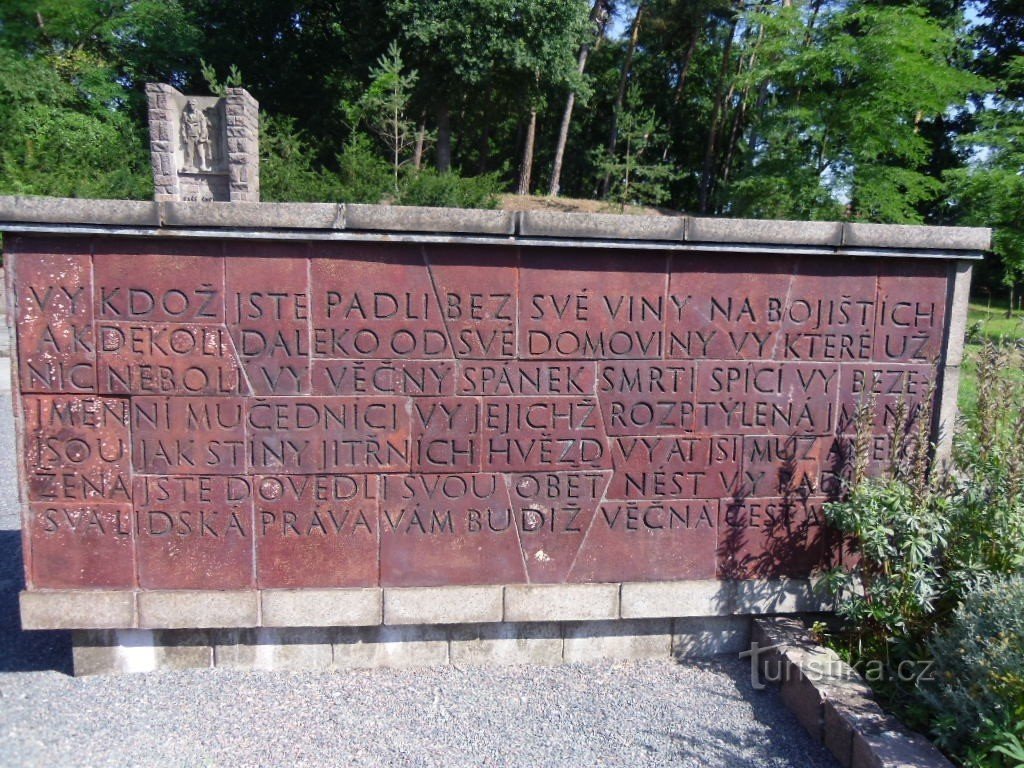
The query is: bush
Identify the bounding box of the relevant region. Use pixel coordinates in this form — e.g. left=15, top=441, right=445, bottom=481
left=922, top=575, right=1024, bottom=764
left=397, top=168, right=502, bottom=209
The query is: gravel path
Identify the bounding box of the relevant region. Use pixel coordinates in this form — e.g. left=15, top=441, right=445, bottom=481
left=0, top=392, right=838, bottom=768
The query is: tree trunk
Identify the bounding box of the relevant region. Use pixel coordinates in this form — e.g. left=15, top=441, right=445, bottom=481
left=517, top=107, right=538, bottom=195
left=412, top=113, right=427, bottom=170
left=549, top=0, right=609, bottom=197
left=601, top=1, right=645, bottom=196
left=698, top=13, right=738, bottom=214
left=436, top=102, right=451, bottom=173
left=662, top=20, right=703, bottom=162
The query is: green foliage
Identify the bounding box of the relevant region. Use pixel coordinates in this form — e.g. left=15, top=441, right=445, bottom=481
left=344, top=41, right=421, bottom=193
left=334, top=133, right=393, bottom=204
left=824, top=478, right=950, bottom=648
left=200, top=60, right=244, bottom=97
left=728, top=4, right=984, bottom=223
left=593, top=86, right=677, bottom=210
left=825, top=340, right=1024, bottom=765
left=259, top=115, right=347, bottom=203
left=397, top=168, right=502, bottom=209
left=921, top=575, right=1024, bottom=765
left=0, top=48, right=150, bottom=198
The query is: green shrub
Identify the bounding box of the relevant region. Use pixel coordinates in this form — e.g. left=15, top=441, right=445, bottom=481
left=335, top=133, right=392, bottom=204
left=922, top=575, right=1024, bottom=764
left=397, top=168, right=502, bottom=209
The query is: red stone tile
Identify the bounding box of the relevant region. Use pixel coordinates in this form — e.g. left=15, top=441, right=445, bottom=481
left=607, top=436, right=742, bottom=500
left=456, top=361, right=596, bottom=396
left=873, top=261, right=949, bottom=363
left=311, top=360, right=456, bottom=396
left=597, top=361, right=697, bottom=436
left=569, top=499, right=719, bottom=582
left=410, top=397, right=482, bottom=473
left=668, top=255, right=879, bottom=363
left=310, top=243, right=451, bottom=359
left=741, top=435, right=831, bottom=498
left=505, top=470, right=610, bottom=583
left=519, top=248, right=667, bottom=359
left=693, top=361, right=839, bottom=435
left=256, top=474, right=379, bottom=588
left=226, top=247, right=310, bottom=395
left=427, top=245, right=517, bottom=358
left=96, top=321, right=249, bottom=395
left=667, top=253, right=795, bottom=360
left=480, top=396, right=612, bottom=472
left=22, top=395, right=132, bottom=503
left=93, top=239, right=225, bottom=323
left=836, top=363, right=937, bottom=435
left=134, top=474, right=255, bottom=589
left=28, top=502, right=134, bottom=588
left=245, top=396, right=412, bottom=473
left=11, top=244, right=96, bottom=393
left=131, top=396, right=246, bottom=475
left=718, top=496, right=830, bottom=579
left=379, top=473, right=527, bottom=586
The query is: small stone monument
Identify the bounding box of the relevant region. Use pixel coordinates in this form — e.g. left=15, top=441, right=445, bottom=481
left=146, top=83, right=260, bottom=203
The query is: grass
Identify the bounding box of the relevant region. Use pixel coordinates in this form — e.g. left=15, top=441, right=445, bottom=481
left=958, top=301, right=1024, bottom=412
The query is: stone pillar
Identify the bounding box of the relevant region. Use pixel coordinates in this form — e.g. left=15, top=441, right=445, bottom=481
left=224, top=88, right=260, bottom=203
left=145, top=83, right=260, bottom=203
left=146, top=83, right=180, bottom=202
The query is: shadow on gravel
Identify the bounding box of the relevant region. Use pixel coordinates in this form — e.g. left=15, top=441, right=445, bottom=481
left=659, top=656, right=838, bottom=768
left=0, top=530, right=72, bottom=674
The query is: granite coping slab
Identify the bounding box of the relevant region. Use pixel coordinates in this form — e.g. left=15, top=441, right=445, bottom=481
left=0, top=195, right=991, bottom=255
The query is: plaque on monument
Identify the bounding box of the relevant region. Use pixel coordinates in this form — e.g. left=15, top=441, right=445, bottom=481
left=7, top=230, right=961, bottom=590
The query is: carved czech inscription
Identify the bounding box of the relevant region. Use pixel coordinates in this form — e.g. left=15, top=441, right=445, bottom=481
left=8, top=237, right=951, bottom=588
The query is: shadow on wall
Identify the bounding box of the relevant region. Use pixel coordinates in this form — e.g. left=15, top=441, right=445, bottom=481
left=0, top=530, right=72, bottom=674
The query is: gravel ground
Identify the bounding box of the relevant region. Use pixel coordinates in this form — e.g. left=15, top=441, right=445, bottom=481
left=0, top=391, right=838, bottom=768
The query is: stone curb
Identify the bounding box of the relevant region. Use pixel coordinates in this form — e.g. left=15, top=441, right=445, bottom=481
left=20, top=579, right=834, bottom=630
left=0, top=195, right=992, bottom=252
left=751, top=618, right=954, bottom=768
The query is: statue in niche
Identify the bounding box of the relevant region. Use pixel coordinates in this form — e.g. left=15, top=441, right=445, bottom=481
left=180, top=99, right=212, bottom=172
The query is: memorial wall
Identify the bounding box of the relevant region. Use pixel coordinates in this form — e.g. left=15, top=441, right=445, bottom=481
left=0, top=198, right=985, bottom=672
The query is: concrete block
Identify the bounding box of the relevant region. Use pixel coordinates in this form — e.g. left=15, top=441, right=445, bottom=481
left=944, top=260, right=974, bottom=368
left=824, top=692, right=889, bottom=768
left=72, top=629, right=212, bottom=675
left=384, top=586, right=502, bottom=625
left=345, top=204, right=514, bottom=235
left=687, top=217, right=843, bottom=246
left=0, top=196, right=159, bottom=226
left=449, top=622, right=563, bottom=666
left=672, top=616, right=750, bottom=658
left=562, top=619, right=672, bottom=662
left=21, top=590, right=135, bottom=630
left=851, top=727, right=955, bottom=768
left=261, top=588, right=381, bottom=627
left=781, top=672, right=826, bottom=742
left=620, top=580, right=731, bottom=618
left=332, top=625, right=449, bottom=669
left=138, top=590, right=258, bottom=629
left=843, top=222, right=990, bottom=252
left=751, top=616, right=816, bottom=651
left=518, top=209, right=684, bottom=241
left=504, top=584, right=619, bottom=622
left=734, top=578, right=833, bottom=614
left=161, top=201, right=341, bottom=229
left=214, top=628, right=333, bottom=671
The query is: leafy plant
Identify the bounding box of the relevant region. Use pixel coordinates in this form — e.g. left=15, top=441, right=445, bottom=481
left=397, top=167, right=501, bottom=209
left=921, top=575, right=1024, bottom=765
